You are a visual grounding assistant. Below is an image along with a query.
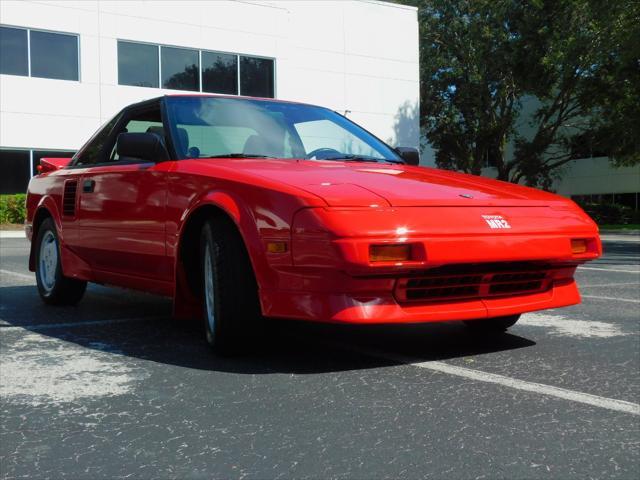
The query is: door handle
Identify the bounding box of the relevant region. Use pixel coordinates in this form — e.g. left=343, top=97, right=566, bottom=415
left=83, top=179, right=95, bottom=193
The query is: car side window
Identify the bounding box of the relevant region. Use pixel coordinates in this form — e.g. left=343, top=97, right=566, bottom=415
left=109, top=107, right=164, bottom=162
left=73, top=116, right=120, bottom=166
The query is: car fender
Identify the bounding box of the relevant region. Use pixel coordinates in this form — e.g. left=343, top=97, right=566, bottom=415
left=172, top=188, right=276, bottom=320
left=28, top=195, right=63, bottom=271
left=174, top=188, right=275, bottom=307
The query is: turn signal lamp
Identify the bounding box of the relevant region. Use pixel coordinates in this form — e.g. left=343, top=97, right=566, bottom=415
left=571, top=238, right=588, bottom=254
left=370, top=244, right=412, bottom=262
left=267, top=241, right=288, bottom=253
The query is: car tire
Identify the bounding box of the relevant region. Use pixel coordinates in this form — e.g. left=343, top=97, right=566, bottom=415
left=463, top=314, right=520, bottom=332
left=200, top=217, right=262, bottom=354
left=34, top=218, right=87, bottom=305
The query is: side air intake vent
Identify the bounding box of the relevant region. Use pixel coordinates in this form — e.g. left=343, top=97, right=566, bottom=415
left=62, top=180, right=78, bottom=217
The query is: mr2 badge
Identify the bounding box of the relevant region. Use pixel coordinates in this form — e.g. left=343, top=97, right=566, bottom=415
left=482, top=215, right=512, bottom=229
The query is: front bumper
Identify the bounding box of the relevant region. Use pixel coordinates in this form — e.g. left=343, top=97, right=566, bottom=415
left=259, top=205, right=600, bottom=323
left=260, top=278, right=580, bottom=323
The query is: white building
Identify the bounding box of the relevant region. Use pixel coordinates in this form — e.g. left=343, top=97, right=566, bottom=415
left=0, top=0, right=420, bottom=194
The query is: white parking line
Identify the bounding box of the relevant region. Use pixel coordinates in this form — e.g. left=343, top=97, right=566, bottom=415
left=0, top=269, right=33, bottom=281
left=1, top=316, right=163, bottom=331
left=519, top=313, right=627, bottom=338
left=3, top=268, right=639, bottom=415
left=407, top=359, right=640, bottom=416
left=581, top=282, right=640, bottom=288
left=581, top=295, right=640, bottom=303
left=339, top=345, right=640, bottom=416
left=578, top=266, right=640, bottom=274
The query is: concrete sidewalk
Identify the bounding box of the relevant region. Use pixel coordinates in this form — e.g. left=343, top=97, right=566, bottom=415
left=0, top=230, right=25, bottom=239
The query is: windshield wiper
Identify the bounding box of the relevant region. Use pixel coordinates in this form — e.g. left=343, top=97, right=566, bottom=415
left=200, top=153, right=276, bottom=159
left=323, top=154, right=401, bottom=164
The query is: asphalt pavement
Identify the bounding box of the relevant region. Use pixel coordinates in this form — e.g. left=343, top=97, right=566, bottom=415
left=1, top=234, right=638, bottom=479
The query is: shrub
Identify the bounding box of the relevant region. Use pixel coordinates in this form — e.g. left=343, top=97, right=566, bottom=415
left=575, top=201, right=640, bottom=225
left=0, top=194, right=27, bottom=225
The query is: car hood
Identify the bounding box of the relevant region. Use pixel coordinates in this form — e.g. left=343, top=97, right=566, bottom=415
left=207, top=159, right=568, bottom=207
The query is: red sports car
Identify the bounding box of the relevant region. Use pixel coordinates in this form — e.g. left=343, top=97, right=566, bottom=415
left=26, top=94, right=601, bottom=351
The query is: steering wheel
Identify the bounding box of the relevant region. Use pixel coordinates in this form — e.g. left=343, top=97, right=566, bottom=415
left=305, top=148, right=343, bottom=160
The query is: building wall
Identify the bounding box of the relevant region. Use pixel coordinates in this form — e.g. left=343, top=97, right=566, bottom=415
left=0, top=0, right=420, bottom=188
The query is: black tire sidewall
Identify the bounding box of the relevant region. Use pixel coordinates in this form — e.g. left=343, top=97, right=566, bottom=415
left=199, top=218, right=261, bottom=354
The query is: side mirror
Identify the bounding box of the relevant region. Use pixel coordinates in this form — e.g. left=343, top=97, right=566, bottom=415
left=396, top=147, right=420, bottom=166
left=116, top=132, right=169, bottom=162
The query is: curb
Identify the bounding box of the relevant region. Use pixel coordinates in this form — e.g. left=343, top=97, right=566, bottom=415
left=0, top=231, right=25, bottom=239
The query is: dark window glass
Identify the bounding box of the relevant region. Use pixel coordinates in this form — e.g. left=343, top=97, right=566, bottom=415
left=30, top=30, right=78, bottom=81
left=109, top=106, right=163, bottom=162
left=118, top=41, right=159, bottom=88
left=74, top=116, right=120, bottom=165
left=240, top=56, right=274, bottom=98
left=161, top=46, right=199, bottom=91
left=0, top=150, right=30, bottom=194
left=32, top=150, right=75, bottom=176
left=202, top=51, right=237, bottom=94
left=0, top=26, right=28, bottom=76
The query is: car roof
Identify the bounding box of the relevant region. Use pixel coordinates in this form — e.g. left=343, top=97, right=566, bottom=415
left=128, top=93, right=322, bottom=111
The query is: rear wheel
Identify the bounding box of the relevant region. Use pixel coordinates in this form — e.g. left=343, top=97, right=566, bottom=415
left=34, top=218, right=87, bottom=305
left=200, top=218, right=262, bottom=354
left=463, top=314, right=520, bottom=332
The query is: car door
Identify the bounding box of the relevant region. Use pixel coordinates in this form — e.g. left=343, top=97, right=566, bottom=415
left=75, top=102, right=172, bottom=285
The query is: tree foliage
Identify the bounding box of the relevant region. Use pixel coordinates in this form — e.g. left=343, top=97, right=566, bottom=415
left=415, top=0, right=640, bottom=189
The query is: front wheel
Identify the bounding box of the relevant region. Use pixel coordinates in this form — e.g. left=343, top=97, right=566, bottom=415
left=463, top=314, right=520, bottom=332
left=34, top=218, right=87, bottom=305
left=200, top=218, right=262, bottom=354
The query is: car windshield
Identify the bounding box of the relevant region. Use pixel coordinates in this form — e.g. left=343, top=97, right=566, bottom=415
left=164, top=96, right=402, bottom=163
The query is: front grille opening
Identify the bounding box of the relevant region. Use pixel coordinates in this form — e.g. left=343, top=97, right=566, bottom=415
left=396, top=262, right=558, bottom=304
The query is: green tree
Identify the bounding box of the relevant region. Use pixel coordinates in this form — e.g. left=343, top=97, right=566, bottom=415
left=415, top=0, right=640, bottom=189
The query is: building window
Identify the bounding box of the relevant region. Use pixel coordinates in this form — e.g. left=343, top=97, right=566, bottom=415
left=0, top=149, right=76, bottom=194
left=161, top=46, right=199, bottom=91
left=0, top=25, right=79, bottom=81
left=116, top=39, right=274, bottom=97
left=117, top=41, right=159, bottom=88
left=30, top=30, right=79, bottom=81
left=0, top=150, right=30, bottom=194
left=572, top=192, right=639, bottom=211
left=202, top=51, right=237, bottom=95
left=240, top=56, right=274, bottom=98
left=0, top=26, right=28, bottom=76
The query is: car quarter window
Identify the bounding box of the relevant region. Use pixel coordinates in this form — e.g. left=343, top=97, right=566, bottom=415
left=73, top=116, right=120, bottom=166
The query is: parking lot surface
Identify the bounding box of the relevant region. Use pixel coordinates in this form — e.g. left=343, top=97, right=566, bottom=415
left=1, top=234, right=639, bottom=479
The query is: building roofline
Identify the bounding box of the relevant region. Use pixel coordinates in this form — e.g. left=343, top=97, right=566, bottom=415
left=357, top=0, right=418, bottom=12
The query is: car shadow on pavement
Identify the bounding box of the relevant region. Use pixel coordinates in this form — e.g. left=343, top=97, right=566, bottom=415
left=0, top=285, right=535, bottom=375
